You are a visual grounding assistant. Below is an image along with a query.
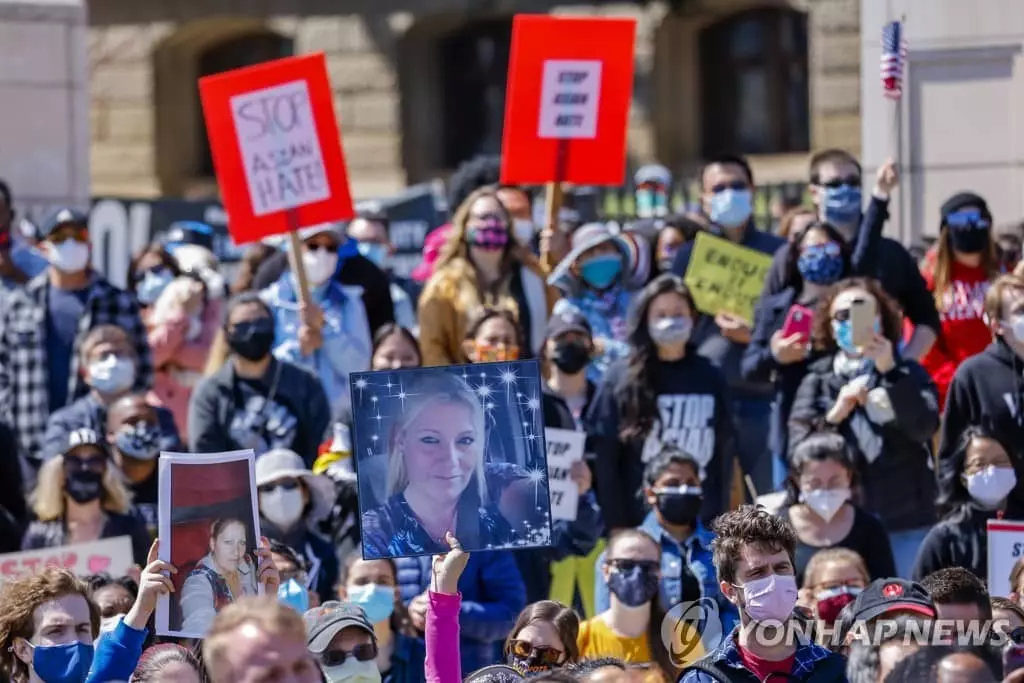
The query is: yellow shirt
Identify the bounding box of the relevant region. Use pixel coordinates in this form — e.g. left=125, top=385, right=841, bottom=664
left=577, top=614, right=705, bottom=679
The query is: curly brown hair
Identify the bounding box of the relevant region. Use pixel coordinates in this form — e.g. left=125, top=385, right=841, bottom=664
left=0, top=568, right=99, bottom=683
left=710, top=505, right=798, bottom=585
left=810, top=277, right=904, bottom=353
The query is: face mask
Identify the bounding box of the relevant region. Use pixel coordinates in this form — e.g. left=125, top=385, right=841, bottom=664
left=512, top=219, right=535, bottom=245
left=551, top=339, right=590, bottom=375
left=323, top=658, right=381, bottom=683
left=467, top=223, right=509, bottom=251
left=636, top=188, right=669, bottom=219
left=260, top=486, right=305, bottom=529
left=814, top=585, right=862, bottom=623
left=277, top=578, right=309, bottom=614
left=948, top=227, right=990, bottom=255
left=965, top=466, right=1017, bottom=508
left=579, top=253, right=623, bottom=290
left=797, top=243, right=844, bottom=285
left=29, top=641, right=94, bottom=683
left=114, top=421, right=160, bottom=461
left=357, top=242, right=390, bottom=270
left=658, top=251, right=679, bottom=274
left=607, top=563, right=660, bottom=608
left=1010, top=316, right=1024, bottom=344
left=820, top=185, right=863, bottom=227
left=649, top=316, right=692, bottom=346
left=708, top=189, right=753, bottom=228
left=472, top=342, right=520, bottom=363
left=65, top=469, right=103, bottom=504
left=347, top=583, right=396, bottom=624
left=734, top=574, right=798, bottom=623
left=800, top=488, right=850, bottom=523
left=136, top=269, right=173, bottom=305
left=303, top=249, right=339, bottom=286
left=227, top=318, right=275, bottom=362
left=832, top=318, right=880, bottom=354
left=654, top=486, right=702, bottom=526
left=48, top=240, right=91, bottom=274
left=87, top=355, right=136, bottom=395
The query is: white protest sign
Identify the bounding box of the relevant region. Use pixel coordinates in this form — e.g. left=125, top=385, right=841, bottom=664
left=230, top=80, right=331, bottom=216
left=988, top=520, right=1024, bottom=597
left=0, top=536, right=134, bottom=583
left=545, top=427, right=586, bottom=521
left=538, top=60, right=602, bottom=140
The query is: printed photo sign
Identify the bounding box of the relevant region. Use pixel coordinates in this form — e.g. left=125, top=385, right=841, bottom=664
left=0, top=537, right=133, bottom=583
left=199, top=53, right=354, bottom=244
left=988, top=519, right=1024, bottom=597
left=683, top=232, right=774, bottom=324
left=544, top=428, right=586, bottom=521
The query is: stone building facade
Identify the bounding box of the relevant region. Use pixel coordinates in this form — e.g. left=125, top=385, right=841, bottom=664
left=87, top=0, right=862, bottom=201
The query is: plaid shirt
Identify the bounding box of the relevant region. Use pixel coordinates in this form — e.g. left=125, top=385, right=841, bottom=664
left=679, top=627, right=843, bottom=683
left=0, top=273, right=152, bottom=466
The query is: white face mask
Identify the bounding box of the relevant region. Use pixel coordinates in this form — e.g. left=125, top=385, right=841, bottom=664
left=323, top=658, right=381, bottom=683
left=800, top=487, right=850, bottom=523
left=88, top=354, right=136, bottom=395
left=1005, top=315, right=1024, bottom=344
left=303, top=249, right=339, bottom=286
left=512, top=219, right=535, bottom=245
left=965, top=466, right=1017, bottom=508
left=260, top=486, right=305, bottom=529
left=48, top=240, right=91, bottom=273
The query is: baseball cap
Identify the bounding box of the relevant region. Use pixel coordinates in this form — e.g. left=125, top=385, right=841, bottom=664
left=850, top=578, right=937, bottom=623
left=41, top=207, right=88, bottom=240
left=65, top=427, right=108, bottom=458
left=545, top=305, right=593, bottom=340
left=304, top=601, right=375, bottom=654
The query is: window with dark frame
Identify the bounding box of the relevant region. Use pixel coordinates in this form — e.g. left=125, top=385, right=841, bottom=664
left=699, top=8, right=810, bottom=157
left=196, top=32, right=295, bottom=177
left=438, top=19, right=513, bottom=169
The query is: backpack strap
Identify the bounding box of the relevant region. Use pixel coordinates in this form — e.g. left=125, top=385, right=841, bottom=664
left=679, top=657, right=734, bottom=683
left=803, top=651, right=847, bottom=683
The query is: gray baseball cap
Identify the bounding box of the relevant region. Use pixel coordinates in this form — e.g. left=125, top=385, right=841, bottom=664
left=304, top=601, right=375, bottom=654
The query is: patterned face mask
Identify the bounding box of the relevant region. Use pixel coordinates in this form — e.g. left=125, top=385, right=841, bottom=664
left=467, top=218, right=509, bottom=251
left=472, top=342, right=520, bottom=363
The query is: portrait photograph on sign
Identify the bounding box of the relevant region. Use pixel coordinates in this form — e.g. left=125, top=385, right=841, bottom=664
left=156, top=450, right=262, bottom=639
left=350, top=360, right=554, bottom=559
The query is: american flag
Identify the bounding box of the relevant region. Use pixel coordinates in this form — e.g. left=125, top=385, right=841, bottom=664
left=881, top=20, right=908, bottom=100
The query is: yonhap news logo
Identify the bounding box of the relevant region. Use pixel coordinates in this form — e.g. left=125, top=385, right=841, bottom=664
left=662, top=598, right=724, bottom=665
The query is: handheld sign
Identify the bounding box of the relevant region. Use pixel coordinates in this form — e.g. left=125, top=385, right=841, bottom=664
left=683, top=232, right=774, bottom=324
left=545, top=428, right=586, bottom=521
left=988, top=519, right=1024, bottom=597
left=198, top=53, right=354, bottom=246
left=0, top=536, right=133, bottom=583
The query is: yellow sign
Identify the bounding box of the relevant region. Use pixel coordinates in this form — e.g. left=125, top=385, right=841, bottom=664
left=683, top=232, right=773, bottom=323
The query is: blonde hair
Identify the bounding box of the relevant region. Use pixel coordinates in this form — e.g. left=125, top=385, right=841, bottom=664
left=202, top=596, right=307, bottom=682
left=385, top=373, right=488, bottom=504
left=30, top=454, right=133, bottom=521
left=983, top=274, right=1024, bottom=325
left=803, top=548, right=869, bottom=590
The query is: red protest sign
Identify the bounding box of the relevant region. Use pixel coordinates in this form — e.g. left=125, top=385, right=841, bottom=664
left=500, top=15, right=636, bottom=186
left=199, top=53, right=354, bottom=245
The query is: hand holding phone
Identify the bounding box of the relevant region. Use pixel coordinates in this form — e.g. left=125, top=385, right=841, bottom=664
left=781, top=305, right=813, bottom=343
left=849, top=297, right=875, bottom=350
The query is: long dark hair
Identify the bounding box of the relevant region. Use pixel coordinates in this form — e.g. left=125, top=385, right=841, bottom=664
left=127, top=244, right=181, bottom=295
left=783, top=431, right=858, bottom=506
left=782, top=221, right=851, bottom=295
left=619, top=274, right=697, bottom=440
left=372, top=324, right=422, bottom=365
left=936, top=424, right=1007, bottom=514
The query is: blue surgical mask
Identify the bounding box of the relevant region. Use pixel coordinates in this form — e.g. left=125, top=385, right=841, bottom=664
left=831, top=318, right=881, bottom=354
left=708, top=189, right=753, bottom=228
left=278, top=578, right=309, bottom=614
left=797, top=243, right=844, bottom=285
left=347, top=583, right=396, bottom=624
left=821, top=185, right=863, bottom=227
left=135, top=269, right=173, bottom=305
left=357, top=242, right=390, bottom=271
left=29, top=641, right=94, bottom=683
left=578, top=253, right=623, bottom=290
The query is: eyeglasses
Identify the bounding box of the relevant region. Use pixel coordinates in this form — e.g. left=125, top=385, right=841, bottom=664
left=48, top=225, right=89, bottom=244
left=817, top=176, right=861, bottom=189
left=133, top=267, right=170, bottom=284
left=709, top=181, right=748, bottom=194
left=607, top=559, right=659, bottom=573
left=318, top=642, right=377, bottom=667
left=508, top=640, right=563, bottom=667
left=64, top=453, right=106, bottom=472
left=258, top=479, right=300, bottom=495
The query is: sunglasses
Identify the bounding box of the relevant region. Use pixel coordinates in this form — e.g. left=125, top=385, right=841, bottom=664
left=818, top=175, right=861, bottom=189
left=258, top=479, right=300, bottom=495
left=133, top=267, right=170, bottom=284
left=710, top=181, right=748, bottom=194
left=607, top=559, right=659, bottom=573
left=279, top=568, right=308, bottom=585
left=48, top=225, right=89, bottom=244
left=946, top=210, right=990, bottom=230
left=318, top=642, right=377, bottom=668
left=306, top=242, right=339, bottom=253
left=64, top=453, right=106, bottom=472
left=508, top=640, right=563, bottom=667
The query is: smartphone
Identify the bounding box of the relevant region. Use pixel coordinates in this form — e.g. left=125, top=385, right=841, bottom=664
left=848, top=297, right=875, bottom=349
left=1004, top=643, right=1024, bottom=678
left=781, top=305, right=813, bottom=343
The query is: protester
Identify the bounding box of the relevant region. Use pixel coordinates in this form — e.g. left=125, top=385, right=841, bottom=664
left=418, top=533, right=469, bottom=683
left=919, top=567, right=993, bottom=623
left=189, top=292, right=330, bottom=463
left=0, top=179, right=31, bottom=290
left=370, top=324, right=422, bottom=371
left=781, top=432, right=895, bottom=583
left=104, top=394, right=164, bottom=535
left=87, top=572, right=138, bottom=625
left=593, top=448, right=737, bottom=632
left=495, top=185, right=537, bottom=251
left=999, top=223, right=1024, bottom=273
left=589, top=274, right=733, bottom=529
left=670, top=154, right=785, bottom=497
left=0, top=421, right=29, bottom=553
left=346, top=210, right=419, bottom=331
left=844, top=614, right=932, bottom=683
left=914, top=426, right=1018, bottom=580
left=0, top=207, right=153, bottom=481
left=788, top=277, right=940, bottom=578
left=848, top=577, right=938, bottom=627
left=130, top=644, right=205, bottom=683
left=579, top=529, right=696, bottom=678
left=255, top=448, right=338, bottom=601
left=42, top=325, right=180, bottom=463
left=678, top=505, right=846, bottom=682
left=503, top=601, right=580, bottom=674
left=797, top=548, right=868, bottom=628
left=24, top=427, right=150, bottom=566
left=418, top=187, right=554, bottom=365
left=939, top=274, right=1024, bottom=512
left=914, top=193, right=998, bottom=408
left=461, top=306, right=522, bottom=363
left=777, top=206, right=816, bottom=242
left=202, top=596, right=318, bottom=683
left=652, top=215, right=704, bottom=275
left=633, top=164, right=672, bottom=220
left=990, top=597, right=1024, bottom=632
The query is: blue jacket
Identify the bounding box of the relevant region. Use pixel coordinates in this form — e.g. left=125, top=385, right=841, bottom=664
left=594, top=513, right=738, bottom=633
left=395, top=551, right=526, bottom=674
left=383, top=632, right=427, bottom=683
left=86, top=619, right=146, bottom=683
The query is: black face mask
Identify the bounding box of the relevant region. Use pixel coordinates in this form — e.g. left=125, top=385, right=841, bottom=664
left=551, top=339, right=590, bottom=375
left=656, top=489, right=703, bottom=526
left=65, top=470, right=103, bottom=504
left=948, top=227, right=990, bottom=255
left=227, top=318, right=275, bottom=361
left=607, top=563, right=660, bottom=607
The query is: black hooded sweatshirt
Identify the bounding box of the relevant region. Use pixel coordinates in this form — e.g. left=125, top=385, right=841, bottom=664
left=938, top=338, right=1024, bottom=511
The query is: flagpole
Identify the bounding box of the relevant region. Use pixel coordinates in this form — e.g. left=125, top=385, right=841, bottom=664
left=897, top=12, right=907, bottom=244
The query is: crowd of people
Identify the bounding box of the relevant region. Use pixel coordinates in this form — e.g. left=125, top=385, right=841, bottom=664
left=0, top=145, right=1024, bottom=682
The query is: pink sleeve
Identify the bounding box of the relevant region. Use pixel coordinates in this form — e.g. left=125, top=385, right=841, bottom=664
left=147, top=316, right=188, bottom=368
left=425, top=591, right=462, bottom=683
